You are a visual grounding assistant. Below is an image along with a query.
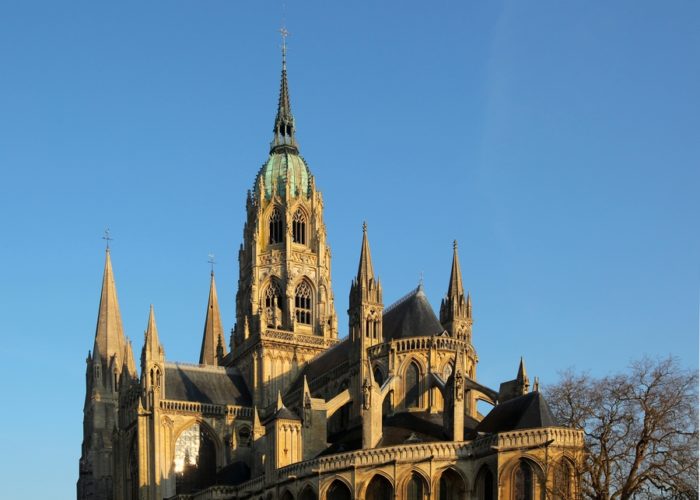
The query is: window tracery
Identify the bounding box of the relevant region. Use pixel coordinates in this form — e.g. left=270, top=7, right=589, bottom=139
left=294, top=281, right=312, bottom=325
left=269, top=208, right=283, bottom=244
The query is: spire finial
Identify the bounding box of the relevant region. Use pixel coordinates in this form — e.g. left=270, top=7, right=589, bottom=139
left=280, top=26, right=288, bottom=70
left=362, top=221, right=367, bottom=233
left=102, top=227, right=113, bottom=251
left=207, top=253, right=216, bottom=275
left=453, top=239, right=458, bottom=250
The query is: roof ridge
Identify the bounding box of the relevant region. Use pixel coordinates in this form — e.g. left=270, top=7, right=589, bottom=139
left=384, top=284, right=422, bottom=314
left=165, top=361, right=231, bottom=374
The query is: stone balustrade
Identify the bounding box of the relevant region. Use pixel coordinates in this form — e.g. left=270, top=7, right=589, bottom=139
left=159, top=399, right=252, bottom=418
left=262, top=329, right=340, bottom=348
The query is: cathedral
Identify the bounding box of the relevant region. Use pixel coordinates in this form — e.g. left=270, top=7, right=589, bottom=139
left=77, top=43, right=585, bottom=500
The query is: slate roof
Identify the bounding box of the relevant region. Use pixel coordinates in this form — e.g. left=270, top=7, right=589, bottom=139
left=383, top=285, right=445, bottom=340
left=475, top=392, right=558, bottom=434
left=164, top=363, right=252, bottom=406
left=285, top=338, right=351, bottom=397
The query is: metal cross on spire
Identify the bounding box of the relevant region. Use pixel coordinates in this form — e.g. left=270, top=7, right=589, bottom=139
left=102, top=227, right=113, bottom=250
left=207, top=253, right=216, bottom=275
left=280, top=26, right=289, bottom=68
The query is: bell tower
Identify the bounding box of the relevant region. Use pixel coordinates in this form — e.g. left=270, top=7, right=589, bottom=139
left=230, top=36, right=338, bottom=408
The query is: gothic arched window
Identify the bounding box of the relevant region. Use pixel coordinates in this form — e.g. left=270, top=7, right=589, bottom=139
left=405, top=362, right=420, bottom=408
left=373, top=366, right=384, bottom=387
left=406, top=472, right=426, bottom=500
left=174, top=424, right=217, bottom=495
left=264, top=282, right=282, bottom=328
left=476, top=466, right=494, bottom=500
left=294, top=281, right=312, bottom=325
left=554, top=460, right=573, bottom=499
left=514, top=460, right=534, bottom=500
left=299, top=485, right=317, bottom=500
left=269, top=208, right=283, bottom=244
left=327, top=480, right=351, bottom=500
left=292, top=208, right=307, bottom=245
left=439, top=468, right=466, bottom=500
left=366, top=475, right=393, bottom=500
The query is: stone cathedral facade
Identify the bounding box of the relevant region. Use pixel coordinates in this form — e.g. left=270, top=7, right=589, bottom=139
left=78, top=50, right=585, bottom=500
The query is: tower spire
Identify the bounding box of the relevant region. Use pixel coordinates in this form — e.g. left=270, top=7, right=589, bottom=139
left=271, top=27, right=298, bottom=154
left=356, top=221, right=375, bottom=284
left=440, top=240, right=471, bottom=340
left=199, top=271, right=226, bottom=365
left=447, top=240, right=465, bottom=299
left=141, top=305, right=163, bottom=364
left=93, top=248, right=126, bottom=362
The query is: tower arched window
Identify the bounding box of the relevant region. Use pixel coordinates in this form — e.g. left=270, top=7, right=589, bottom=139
left=405, top=362, right=420, bottom=409
left=294, top=281, right=312, bottom=325
left=292, top=208, right=307, bottom=245
left=269, top=208, right=283, bottom=244
left=514, top=460, right=534, bottom=500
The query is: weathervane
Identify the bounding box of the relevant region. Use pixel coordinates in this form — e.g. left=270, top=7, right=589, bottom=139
left=102, top=227, right=113, bottom=250
left=208, top=253, right=216, bottom=274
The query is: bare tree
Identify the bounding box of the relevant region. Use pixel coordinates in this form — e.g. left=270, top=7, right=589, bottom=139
left=545, top=356, right=698, bottom=500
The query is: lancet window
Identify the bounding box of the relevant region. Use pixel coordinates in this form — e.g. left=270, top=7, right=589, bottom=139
left=292, top=208, right=307, bottom=245
left=269, top=207, right=283, bottom=244
left=294, top=281, right=312, bottom=325
left=405, top=362, right=420, bottom=408
left=514, top=460, right=534, bottom=500
left=406, top=473, right=426, bottom=500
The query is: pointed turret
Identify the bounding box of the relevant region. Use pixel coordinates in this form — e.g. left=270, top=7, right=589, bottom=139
left=447, top=240, right=465, bottom=299
left=93, top=249, right=126, bottom=363
left=517, top=356, right=529, bottom=389
left=122, top=339, right=137, bottom=380
left=199, top=272, right=226, bottom=365
left=270, top=32, right=298, bottom=154
left=498, top=357, right=530, bottom=403
left=349, top=222, right=383, bottom=343
left=142, top=305, right=162, bottom=363
left=356, top=222, right=375, bottom=285
left=440, top=240, right=472, bottom=341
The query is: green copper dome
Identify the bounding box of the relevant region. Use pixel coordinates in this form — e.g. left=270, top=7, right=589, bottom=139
left=256, top=152, right=311, bottom=199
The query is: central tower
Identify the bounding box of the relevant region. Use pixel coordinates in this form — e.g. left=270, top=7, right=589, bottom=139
left=230, top=43, right=338, bottom=408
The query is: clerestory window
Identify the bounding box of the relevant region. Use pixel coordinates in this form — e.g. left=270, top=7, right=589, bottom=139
left=294, top=281, right=312, bottom=325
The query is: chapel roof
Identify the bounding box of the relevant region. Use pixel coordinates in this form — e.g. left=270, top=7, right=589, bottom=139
left=383, top=284, right=446, bottom=340
left=164, top=362, right=251, bottom=406
left=475, top=391, right=558, bottom=433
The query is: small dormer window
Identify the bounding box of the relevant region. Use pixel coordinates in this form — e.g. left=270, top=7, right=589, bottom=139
left=292, top=209, right=306, bottom=245
left=269, top=208, right=283, bottom=244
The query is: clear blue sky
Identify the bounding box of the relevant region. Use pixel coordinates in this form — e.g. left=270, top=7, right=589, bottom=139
left=0, top=1, right=697, bottom=498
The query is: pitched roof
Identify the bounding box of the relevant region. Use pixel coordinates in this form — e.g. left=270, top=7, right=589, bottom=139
left=383, top=285, right=445, bottom=340
left=164, top=363, right=251, bottom=406
left=285, top=339, right=351, bottom=397
left=475, top=392, right=558, bottom=434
